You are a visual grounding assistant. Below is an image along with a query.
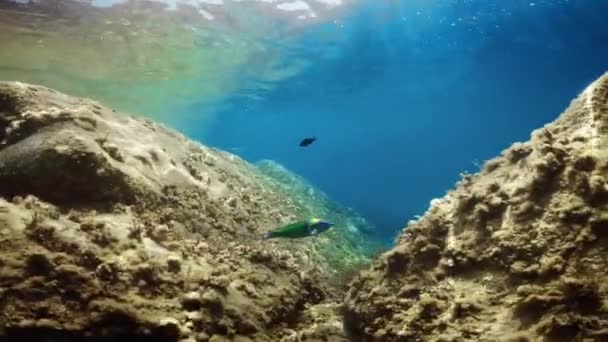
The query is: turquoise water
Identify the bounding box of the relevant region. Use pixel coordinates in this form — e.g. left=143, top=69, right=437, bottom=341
left=1, top=0, right=607, bottom=246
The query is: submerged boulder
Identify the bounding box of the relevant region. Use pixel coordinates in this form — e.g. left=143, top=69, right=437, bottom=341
left=0, top=81, right=376, bottom=341
left=343, top=72, right=608, bottom=341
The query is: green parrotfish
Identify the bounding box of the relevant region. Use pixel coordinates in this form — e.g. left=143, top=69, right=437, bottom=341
left=262, top=218, right=334, bottom=239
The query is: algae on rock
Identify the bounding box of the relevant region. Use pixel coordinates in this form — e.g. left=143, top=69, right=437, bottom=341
left=343, top=72, right=608, bottom=341
left=255, top=160, right=385, bottom=287
left=0, top=81, right=375, bottom=341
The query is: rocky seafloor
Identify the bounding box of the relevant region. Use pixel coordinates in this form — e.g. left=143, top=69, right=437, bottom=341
left=0, top=80, right=379, bottom=342
left=344, top=72, right=608, bottom=341
left=1, top=72, right=608, bottom=342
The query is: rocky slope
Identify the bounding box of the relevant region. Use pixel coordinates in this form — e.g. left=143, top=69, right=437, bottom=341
left=343, top=72, right=608, bottom=341
left=4, top=72, right=607, bottom=342
left=255, top=160, right=383, bottom=288
left=0, top=81, right=377, bottom=342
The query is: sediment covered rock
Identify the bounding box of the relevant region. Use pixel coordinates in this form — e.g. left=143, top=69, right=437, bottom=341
left=0, top=81, right=376, bottom=341
left=344, top=72, right=608, bottom=341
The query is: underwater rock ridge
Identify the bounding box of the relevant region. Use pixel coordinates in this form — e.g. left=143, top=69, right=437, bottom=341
left=343, top=72, right=608, bottom=341
left=3, top=71, right=607, bottom=341
left=0, top=80, right=379, bottom=342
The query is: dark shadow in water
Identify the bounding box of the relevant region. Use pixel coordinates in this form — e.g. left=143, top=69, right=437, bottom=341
left=0, top=89, right=19, bottom=144
left=341, top=304, right=368, bottom=342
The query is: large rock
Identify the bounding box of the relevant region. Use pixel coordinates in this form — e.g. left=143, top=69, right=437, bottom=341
left=344, top=73, right=608, bottom=341
left=0, top=81, right=376, bottom=341
left=0, top=81, right=247, bottom=204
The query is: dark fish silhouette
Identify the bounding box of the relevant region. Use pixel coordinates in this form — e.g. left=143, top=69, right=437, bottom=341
left=299, top=137, right=316, bottom=147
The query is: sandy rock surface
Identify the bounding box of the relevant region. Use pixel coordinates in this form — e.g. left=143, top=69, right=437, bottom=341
left=344, top=72, right=608, bottom=341
left=0, top=81, right=375, bottom=341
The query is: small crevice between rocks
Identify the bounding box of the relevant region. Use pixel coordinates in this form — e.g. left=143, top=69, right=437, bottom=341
left=0, top=312, right=180, bottom=342
left=0, top=328, right=177, bottom=342
left=0, top=91, right=19, bottom=148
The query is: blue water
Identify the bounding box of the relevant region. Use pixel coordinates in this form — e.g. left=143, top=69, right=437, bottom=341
left=187, top=0, right=608, bottom=244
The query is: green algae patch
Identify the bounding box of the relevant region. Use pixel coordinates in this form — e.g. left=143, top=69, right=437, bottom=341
left=255, top=160, right=385, bottom=288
